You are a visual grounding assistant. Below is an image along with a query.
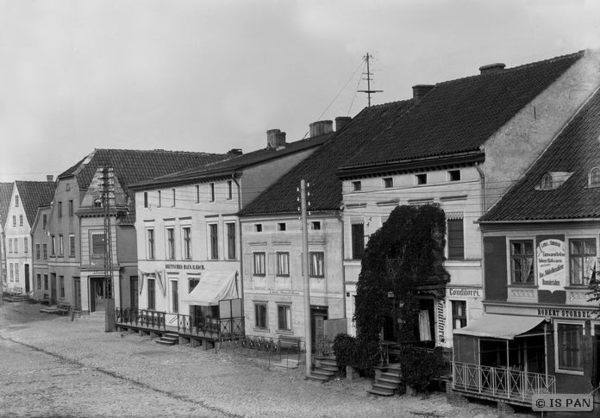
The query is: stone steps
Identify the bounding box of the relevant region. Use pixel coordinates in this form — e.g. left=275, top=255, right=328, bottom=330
left=156, top=332, right=179, bottom=346
left=368, top=365, right=402, bottom=397
left=306, top=357, right=338, bottom=382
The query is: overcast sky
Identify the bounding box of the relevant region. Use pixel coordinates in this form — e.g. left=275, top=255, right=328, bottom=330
left=1, top=0, right=599, bottom=183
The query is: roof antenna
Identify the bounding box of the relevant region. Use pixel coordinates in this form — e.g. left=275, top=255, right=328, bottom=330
left=358, top=52, right=383, bottom=107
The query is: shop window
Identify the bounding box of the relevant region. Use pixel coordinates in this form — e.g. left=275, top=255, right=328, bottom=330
left=309, top=252, right=325, bottom=277
left=276, top=252, right=290, bottom=276
left=255, top=302, right=268, bottom=329
left=254, top=252, right=266, bottom=276
left=351, top=223, right=365, bottom=260
left=556, top=323, right=583, bottom=372
left=277, top=304, right=292, bottom=331
left=451, top=301, right=467, bottom=329
left=569, top=238, right=596, bottom=286
left=510, top=240, right=534, bottom=284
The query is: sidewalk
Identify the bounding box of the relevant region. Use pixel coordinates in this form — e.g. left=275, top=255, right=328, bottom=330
left=0, top=302, right=508, bottom=418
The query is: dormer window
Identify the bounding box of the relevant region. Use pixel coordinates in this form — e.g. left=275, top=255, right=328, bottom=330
left=537, top=172, right=572, bottom=191
left=589, top=167, right=600, bottom=187
left=541, top=173, right=553, bottom=190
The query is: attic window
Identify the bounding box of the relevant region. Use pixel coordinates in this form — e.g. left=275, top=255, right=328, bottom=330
left=589, top=167, right=600, bottom=187
left=537, top=172, right=573, bottom=190
left=541, top=173, right=553, bottom=190
left=94, top=198, right=103, bottom=208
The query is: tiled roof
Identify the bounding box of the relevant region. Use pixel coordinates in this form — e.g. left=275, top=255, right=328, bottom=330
left=0, top=182, right=14, bottom=225
left=340, top=51, right=584, bottom=171
left=57, top=149, right=231, bottom=224
left=239, top=100, right=415, bottom=216
left=130, top=133, right=332, bottom=190
left=15, top=181, right=57, bottom=226
left=480, top=87, right=600, bottom=222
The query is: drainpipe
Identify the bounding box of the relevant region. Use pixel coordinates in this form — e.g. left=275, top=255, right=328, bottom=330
left=232, top=174, right=244, bottom=330
left=337, top=208, right=347, bottom=322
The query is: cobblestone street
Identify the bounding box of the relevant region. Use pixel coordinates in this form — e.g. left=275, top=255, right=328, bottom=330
left=0, top=301, right=512, bottom=417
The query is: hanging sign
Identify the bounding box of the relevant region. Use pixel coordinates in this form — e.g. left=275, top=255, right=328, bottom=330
left=537, top=239, right=566, bottom=292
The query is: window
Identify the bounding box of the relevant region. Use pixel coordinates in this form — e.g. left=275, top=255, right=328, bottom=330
left=278, top=223, right=286, bottom=231
left=227, top=180, right=233, bottom=200
left=254, top=252, right=266, bottom=276
left=589, top=167, right=600, bottom=187
left=37, top=274, right=41, bottom=290
left=311, top=221, right=321, bottom=231
left=9, top=263, right=13, bottom=281
left=255, top=302, right=268, bottom=329
left=19, top=215, right=23, bottom=226
left=351, top=223, right=365, bottom=260
left=557, top=323, right=583, bottom=372
left=58, top=201, right=62, bottom=218
left=147, top=278, right=156, bottom=310
left=182, top=227, right=192, bottom=259
left=69, top=234, right=75, bottom=257
left=383, top=177, right=393, bottom=188
left=15, top=195, right=19, bottom=207
left=171, top=189, right=176, bottom=207
left=195, top=185, right=200, bottom=203
left=171, top=280, right=179, bottom=313
left=277, top=304, right=292, bottom=331
left=227, top=223, right=236, bottom=260
left=14, top=238, right=18, bottom=253
left=44, top=274, right=48, bottom=290
left=15, top=264, right=19, bottom=282
left=143, top=192, right=148, bottom=208
left=352, top=181, right=362, bottom=191
left=569, top=238, right=596, bottom=286
left=51, top=235, right=56, bottom=256
left=309, top=252, right=325, bottom=277
left=447, top=218, right=465, bottom=260
left=255, top=224, right=262, bottom=232
left=43, top=244, right=48, bottom=260
left=91, top=234, right=105, bottom=258
left=277, top=252, right=290, bottom=276
left=541, top=173, right=553, bottom=190
left=157, top=190, right=162, bottom=207
left=23, top=237, right=28, bottom=253
left=449, top=170, right=461, bottom=182
left=189, top=276, right=200, bottom=293
left=58, top=234, right=64, bottom=256
left=69, top=200, right=74, bottom=216
left=210, top=183, right=215, bottom=202
left=59, top=276, right=65, bottom=298
left=12, top=215, right=16, bottom=227
left=209, top=224, right=218, bottom=259
left=147, top=229, right=155, bottom=260
left=416, top=173, right=427, bottom=185
left=8, top=238, right=12, bottom=253
left=43, top=214, right=47, bottom=229
left=451, top=301, right=467, bottom=329
left=35, top=243, right=41, bottom=260
left=166, top=227, right=175, bottom=260
left=94, top=198, right=102, bottom=208
left=510, top=240, right=534, bottom=284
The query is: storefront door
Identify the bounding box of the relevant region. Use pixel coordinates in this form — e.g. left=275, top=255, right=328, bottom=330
left=91, top=277, right=105, bottom=312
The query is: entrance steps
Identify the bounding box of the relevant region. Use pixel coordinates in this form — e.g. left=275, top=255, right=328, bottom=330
left=306, top=357, right=338, bottom=382
left=367, top=366, right=401, bottom=396
left=156, top=332, right=179, bottom=346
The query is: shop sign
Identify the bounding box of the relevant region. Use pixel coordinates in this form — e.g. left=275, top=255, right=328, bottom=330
left=437, top=299, right=446, bottom=344
left=448, top=288, right=481, bottom=298
left=537, top=307, right=593, bottom=318
left=537, top=239, right=566, bottom=292
left=165, top=263, right=205, bottom=271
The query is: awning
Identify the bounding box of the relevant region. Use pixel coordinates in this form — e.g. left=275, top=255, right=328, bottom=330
left=453, top=314, right=545, bottom=340
left=181, top=271, right=238, bottom=306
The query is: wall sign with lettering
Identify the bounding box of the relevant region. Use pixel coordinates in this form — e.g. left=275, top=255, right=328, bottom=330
left=537, top=239, right=566, bottom=293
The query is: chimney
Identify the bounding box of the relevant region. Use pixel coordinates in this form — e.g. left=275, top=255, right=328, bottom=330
left=335, top=116, right=352, bottom=131
left=227, top=148, right=243, bottom=156
left=412, top=84, right=435, bottom=103
left=46, top=175, right=53, bottom=182
left=309, top=120, right=333, bottom=137
left=266, top=129, right=286, bottom=149
left=479, top=63, right=506, bottom=75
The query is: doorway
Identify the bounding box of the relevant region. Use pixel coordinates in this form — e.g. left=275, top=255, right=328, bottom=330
left=73, top=277, right=81, bottom=310
left=90, top=277, right=106, bottom=312
left=311, top=306, right=328, bottom=353
left=50, top=273, right=57, bottom=305
left=25, top=264, right=30, bottom=293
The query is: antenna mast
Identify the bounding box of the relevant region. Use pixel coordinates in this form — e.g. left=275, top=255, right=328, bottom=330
left=358, top=52, right=383, bottom=107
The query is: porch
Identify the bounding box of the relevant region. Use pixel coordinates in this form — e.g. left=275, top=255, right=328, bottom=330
left=452, top=361, right=556, bottom=406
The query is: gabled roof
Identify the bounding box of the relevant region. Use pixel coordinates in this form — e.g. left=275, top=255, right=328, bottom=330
left=239, top=100, right=415, bottom=216
left=339, top=51, right=584, bottom=173
left=480, top=86, right=600, bottom=222
left=0, top=182, right=14, bottom=225
left=57, top=148, right=231, bottom=224
left=15, top=181, right=57, bottom=226
left=130, top=133, right=332, bottom=190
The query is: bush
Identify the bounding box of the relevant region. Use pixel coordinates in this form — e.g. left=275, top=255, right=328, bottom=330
left=332, top=333, right=381, bottom=375
left=398, top=346, right=446, bottom=393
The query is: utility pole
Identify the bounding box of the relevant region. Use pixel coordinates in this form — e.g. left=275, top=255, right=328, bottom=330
left=300, top=179, right=312, bottom=377
left=101, top=166, right=116, bottom=332
left=358, top=52, right=383, bottom=107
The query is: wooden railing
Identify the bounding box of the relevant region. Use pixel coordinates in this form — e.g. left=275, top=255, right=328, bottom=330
left=452, top=362, right=556, bottom=404
left=116, top=308, right=166, bottom=331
